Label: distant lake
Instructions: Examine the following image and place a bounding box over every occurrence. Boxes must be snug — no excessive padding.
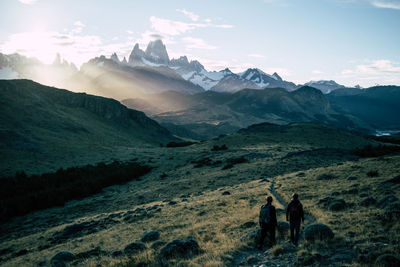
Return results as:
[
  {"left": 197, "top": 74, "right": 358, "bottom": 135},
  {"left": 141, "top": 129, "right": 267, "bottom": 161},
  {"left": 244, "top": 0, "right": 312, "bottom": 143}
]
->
[{"left": 375, "top": 130, "right": 400, "bottom": 136}]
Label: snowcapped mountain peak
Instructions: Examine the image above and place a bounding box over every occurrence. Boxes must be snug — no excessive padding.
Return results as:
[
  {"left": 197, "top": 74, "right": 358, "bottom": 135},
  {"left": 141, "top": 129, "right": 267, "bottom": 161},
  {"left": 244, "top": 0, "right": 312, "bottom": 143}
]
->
[
  {"left": 145, "top": 39, "right": 169, "bottom": 65},
  {"left": 304, "top": 80, "right": 345, "bottom": 94}
]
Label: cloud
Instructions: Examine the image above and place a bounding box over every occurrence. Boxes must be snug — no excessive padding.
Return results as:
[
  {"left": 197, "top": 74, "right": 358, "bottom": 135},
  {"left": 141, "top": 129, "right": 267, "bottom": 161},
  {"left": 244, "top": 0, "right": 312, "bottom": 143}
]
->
[
  {"left": 371, "top": 0, "right": 400, "bottom": 10},
  {"left": 248, "top": 54, "right": 265, "bottom": 58},
  {"left": 149, "top": 16, "right": 233, "bottom": 36},
  {"left": 0, "top": 25, "right": 135, "bottom": 67},
  {"left": 74, "top": 21, "right": 85, "bottom": 27},
  {"left": 18, "top": 0, "right": 37, "bottom": 4},
  {"left": 183, "top": 37, "right": 217, "bottom": 50},
  {"left": 342, "top": 59, "right": 400, "bottom": 84},
  {"left": 176, "top": 9, "right": 199, "bottom": 21}
]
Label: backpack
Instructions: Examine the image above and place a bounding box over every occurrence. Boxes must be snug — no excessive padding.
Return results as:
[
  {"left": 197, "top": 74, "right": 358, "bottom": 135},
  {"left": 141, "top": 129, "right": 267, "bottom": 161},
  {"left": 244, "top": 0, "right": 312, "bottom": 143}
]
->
[
  {"left": 259, "top": 205, "right": 271, "bottom": 224},
  {"left": 289, "top": 202, "right": 302, "bottom": 220}
]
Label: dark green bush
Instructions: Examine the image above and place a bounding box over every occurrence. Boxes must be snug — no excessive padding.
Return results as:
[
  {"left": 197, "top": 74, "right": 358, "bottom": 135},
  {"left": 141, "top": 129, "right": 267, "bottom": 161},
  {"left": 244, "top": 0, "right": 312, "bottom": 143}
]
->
[{"left": 0, "top": 161, "right": 151, "bottom": 220}]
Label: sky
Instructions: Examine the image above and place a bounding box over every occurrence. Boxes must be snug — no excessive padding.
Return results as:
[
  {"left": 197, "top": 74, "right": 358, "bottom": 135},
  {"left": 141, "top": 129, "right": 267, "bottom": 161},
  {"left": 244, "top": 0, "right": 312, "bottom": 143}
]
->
[{"left": 0, "top": 0, "right": 399, "bottom": 87}]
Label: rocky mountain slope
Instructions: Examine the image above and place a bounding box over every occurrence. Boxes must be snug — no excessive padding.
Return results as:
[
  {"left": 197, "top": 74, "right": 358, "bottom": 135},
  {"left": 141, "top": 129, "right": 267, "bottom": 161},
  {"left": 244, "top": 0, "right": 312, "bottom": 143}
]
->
[
  {"left": 0, "top": 79, "right": 177, "bottom": 176},
  {"left": 123, "top": 86, "right": 371, "bottom": 140}
]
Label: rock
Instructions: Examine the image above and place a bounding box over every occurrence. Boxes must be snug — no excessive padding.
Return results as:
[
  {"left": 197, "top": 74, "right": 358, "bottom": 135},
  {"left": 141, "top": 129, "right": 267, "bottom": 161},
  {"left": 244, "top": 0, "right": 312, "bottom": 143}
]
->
[
  {"left": 111, "top": 250, "right": 123, "bottom": 257},
  {"left": 151, "top": 240, "right": 166, "bottom": 250},
  {"left": 168, "top": 201, "right": 177, "bottom": 205},
  {"left": 359, "top": 197, "right": 376, "bottom": 207},
  {"left": 240, "top": 221, "right": 256, "bottom": 229},
  {"left": 124, "top": 242, "right": 146, "bottom": 255},
  {"left": 328, "top": 199, "right": 347, "bottom": 211},
  {"left": 159, "top": 238, "right": 201, "bottom": 259},
  {"left": 304, "top": 223, "right": 334, "bottom": 242},
  {"left": 141, "top": 230, "right": 160, "bottom": 243},
  {"left": 375, "top": 254, "right": 400, "bottom": 267},
  {"left": 222, "top": 191, "right": 231, "bottom": 195},
  {"left": 50, "top": 251, "right": 75, "bottom": 267}
]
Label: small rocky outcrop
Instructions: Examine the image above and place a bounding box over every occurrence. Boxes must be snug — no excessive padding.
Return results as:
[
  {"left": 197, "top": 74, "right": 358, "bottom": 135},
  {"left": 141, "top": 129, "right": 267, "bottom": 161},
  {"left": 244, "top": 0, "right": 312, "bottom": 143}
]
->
[
  {"left": 159, "top": 238, "right": 201, "bottom": 259},
  {"left": 304, "top": 223, "right": 334, "bottom": 241}
]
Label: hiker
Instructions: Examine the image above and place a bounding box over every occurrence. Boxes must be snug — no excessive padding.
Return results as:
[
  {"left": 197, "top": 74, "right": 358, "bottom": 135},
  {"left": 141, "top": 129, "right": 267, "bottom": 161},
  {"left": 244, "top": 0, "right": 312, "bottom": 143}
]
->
[
  {"left": 258, "top": 196, "right": 277, "bottom": 249},
  {"left": 286, "top": 193, "right": 304, "bottom": 246}
]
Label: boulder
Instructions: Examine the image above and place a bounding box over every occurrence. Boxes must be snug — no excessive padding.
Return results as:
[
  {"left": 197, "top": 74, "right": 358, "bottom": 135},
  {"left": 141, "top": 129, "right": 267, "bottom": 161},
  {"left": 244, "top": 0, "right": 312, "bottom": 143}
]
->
[
  {"left": 304, "top": 223, "right": 334, "bottom": 242},
  {"left": 222, "top": 191, "right": 231, "bottom": 195},
  {"left": 124, "top": 242, "right": 146, "bottom": 255},
  {"left": 50, "top": 251, "right": 75, "bottom": 267},
  {"left": 159, "top": 238, "right": 201, "bottom": 259},
  {"left": 375, "top": 254, "right": 400, "bottom": 267},
  {"left": 141, "top": 230, "right": 160, "bottom": 243}
]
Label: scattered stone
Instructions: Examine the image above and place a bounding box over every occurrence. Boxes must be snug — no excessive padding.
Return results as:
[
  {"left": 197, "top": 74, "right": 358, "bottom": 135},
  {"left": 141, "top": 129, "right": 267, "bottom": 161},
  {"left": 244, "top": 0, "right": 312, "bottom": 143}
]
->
[
  {"left": 141, "top": 230, "right": 160, "bottom": 243},
  {"left": 111, "top": 250, "right": 123, "bottom": 257},
  {"left": 50, "top": 251, "right": 75, "bottom": 267},
  {"left": 240, "top": 221, "right": 256, "bottom": 229},
  {"left": 151, "top": 240, "right": 167, "bottom": 250},
  {"left": 159, "top": 238, "right": 201, "bottom": 259},
  {"left": 168, "top": 201, "right": 178, "bottom": 205},
  {"left": 359, "top": 197, "right": 376, "bottom": 207},
  {"left": 304, "top": 223, "right": 334, "bottom": 242},
  {"left": 222, "top": 191, "right": 231, "bottom": 195},
  {"left": 374, "top": 254, "right": 400, "bottom": 267},
  {"left": 123, "top": 242, "right": 146, "bottom": 255}
]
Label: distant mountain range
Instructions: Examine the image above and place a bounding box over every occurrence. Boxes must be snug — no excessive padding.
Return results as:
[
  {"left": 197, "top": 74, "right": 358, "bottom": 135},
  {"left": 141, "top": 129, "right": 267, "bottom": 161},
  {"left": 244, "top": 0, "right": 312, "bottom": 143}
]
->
[{"left": 1, "top": 40, "right": 353, "bottom": 96}]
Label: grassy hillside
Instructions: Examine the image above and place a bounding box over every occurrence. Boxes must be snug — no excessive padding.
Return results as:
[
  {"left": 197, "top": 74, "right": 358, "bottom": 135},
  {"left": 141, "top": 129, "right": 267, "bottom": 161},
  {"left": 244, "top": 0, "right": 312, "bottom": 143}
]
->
[
  {"left": 2, "top": 122, "right": 398, "bottom": 266},
  {"left": 0, "top": 79, "right": 176, "bottom": 176}
]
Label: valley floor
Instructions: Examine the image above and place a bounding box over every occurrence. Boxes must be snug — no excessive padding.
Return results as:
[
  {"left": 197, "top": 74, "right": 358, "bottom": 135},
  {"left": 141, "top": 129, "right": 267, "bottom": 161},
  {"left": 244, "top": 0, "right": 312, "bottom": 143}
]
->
[{"left": 0, "top": 124, "right": 399, "bottom": 266}]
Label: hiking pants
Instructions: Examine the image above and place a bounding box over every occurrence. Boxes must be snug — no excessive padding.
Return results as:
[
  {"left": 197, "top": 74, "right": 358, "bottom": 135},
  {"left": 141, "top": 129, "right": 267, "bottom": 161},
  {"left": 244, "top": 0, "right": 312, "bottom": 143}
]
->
[
  {"left": 290, "top": 219, "right": 301, "bottom": 245},
  {"left": 259, "top": 222, "right": 276, "bottom": 246}
]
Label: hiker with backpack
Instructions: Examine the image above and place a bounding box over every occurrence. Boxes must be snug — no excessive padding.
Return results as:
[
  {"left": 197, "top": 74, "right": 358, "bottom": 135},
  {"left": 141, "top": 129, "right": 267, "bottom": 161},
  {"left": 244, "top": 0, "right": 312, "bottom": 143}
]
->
[
  {"left": 286, "top": 193, "right": 304, "bottom": 246},
  {"left": 258, "top": 196, "right": 277, "bottom": 249}
]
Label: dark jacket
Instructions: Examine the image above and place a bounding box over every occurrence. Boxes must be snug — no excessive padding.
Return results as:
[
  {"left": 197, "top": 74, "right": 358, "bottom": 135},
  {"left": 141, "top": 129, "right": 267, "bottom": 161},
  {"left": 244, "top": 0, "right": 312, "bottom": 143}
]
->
[
  {"left": 286, "top": 199, "right": 304, "bottom": 222},
  {"left": 259, "top": 203, "right": 277, "bottom": 227}
]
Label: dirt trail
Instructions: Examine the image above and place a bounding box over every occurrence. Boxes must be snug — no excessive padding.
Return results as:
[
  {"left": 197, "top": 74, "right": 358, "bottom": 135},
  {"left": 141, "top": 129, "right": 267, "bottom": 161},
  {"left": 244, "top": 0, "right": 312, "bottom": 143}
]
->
[{"left": 230, "top": 179, "right": 310, "bottom": 267}]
